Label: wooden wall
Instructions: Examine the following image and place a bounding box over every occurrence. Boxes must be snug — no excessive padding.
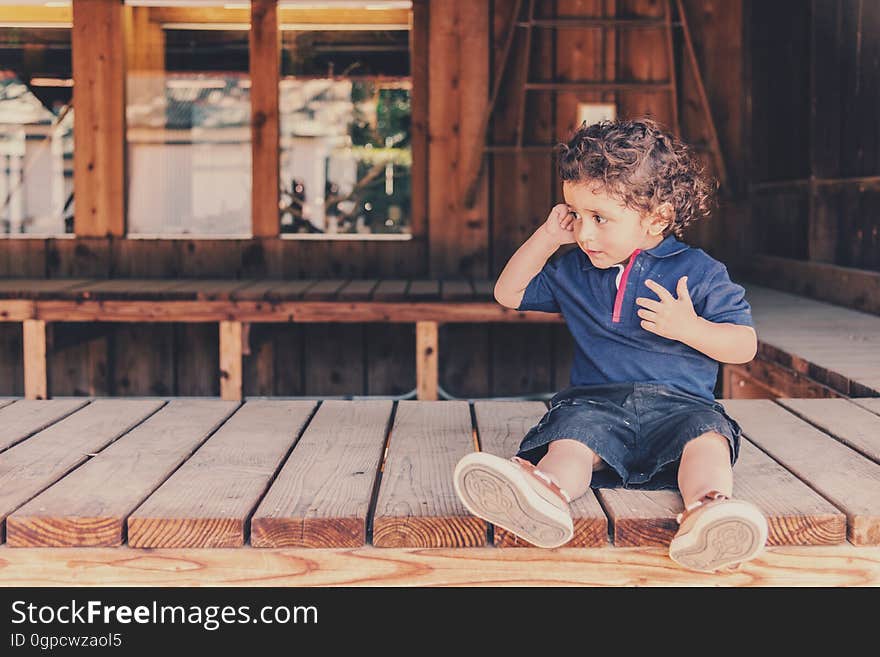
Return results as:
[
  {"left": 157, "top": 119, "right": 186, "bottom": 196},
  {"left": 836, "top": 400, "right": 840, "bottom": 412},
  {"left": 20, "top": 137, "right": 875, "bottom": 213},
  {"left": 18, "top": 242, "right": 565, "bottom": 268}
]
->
[
  {"left": 732, "top": 0, "right": 880, "bottom": 311},
  {"left": 0, "top": 0, "right": 750, "bottom": 399}
]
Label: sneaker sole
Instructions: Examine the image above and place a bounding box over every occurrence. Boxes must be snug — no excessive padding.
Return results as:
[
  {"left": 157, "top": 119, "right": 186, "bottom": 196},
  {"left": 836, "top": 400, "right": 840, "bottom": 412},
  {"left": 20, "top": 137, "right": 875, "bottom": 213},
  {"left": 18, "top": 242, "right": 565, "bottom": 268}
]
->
[
  {"left": 668, "top": 501, "right": 768, "bottom": 573},
  {"left": 453, "top": 452, "right": 573, "bottom": 549}
]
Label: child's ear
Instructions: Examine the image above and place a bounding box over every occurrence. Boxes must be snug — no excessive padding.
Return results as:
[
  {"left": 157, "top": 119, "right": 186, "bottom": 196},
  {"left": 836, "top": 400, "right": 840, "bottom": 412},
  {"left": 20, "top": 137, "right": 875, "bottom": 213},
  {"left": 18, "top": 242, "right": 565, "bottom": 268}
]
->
[{"left": 652, "top": 202, "right": 675, "bottom": 234}]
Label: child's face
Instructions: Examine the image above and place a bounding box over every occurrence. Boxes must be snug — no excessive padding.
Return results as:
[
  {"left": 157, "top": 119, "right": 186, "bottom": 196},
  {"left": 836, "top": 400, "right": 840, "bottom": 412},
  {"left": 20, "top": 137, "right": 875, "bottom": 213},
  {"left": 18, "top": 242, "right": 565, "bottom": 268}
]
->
[{"left": 562, "top": 181, "right": 670, "bottom": 268}]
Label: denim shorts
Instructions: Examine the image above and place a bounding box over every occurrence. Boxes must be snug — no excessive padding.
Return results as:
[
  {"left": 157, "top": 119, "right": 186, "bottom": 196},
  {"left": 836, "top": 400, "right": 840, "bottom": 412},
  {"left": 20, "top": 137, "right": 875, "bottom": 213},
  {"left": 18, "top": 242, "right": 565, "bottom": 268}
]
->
[{"left": 516, "top": 382, "right": 743, "bottom": 491}]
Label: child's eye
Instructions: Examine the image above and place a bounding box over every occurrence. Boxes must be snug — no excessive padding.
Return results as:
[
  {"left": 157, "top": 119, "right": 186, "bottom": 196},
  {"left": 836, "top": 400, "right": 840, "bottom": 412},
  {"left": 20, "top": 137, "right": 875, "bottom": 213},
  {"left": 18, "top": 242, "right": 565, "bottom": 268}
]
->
[
  {"left": 593, "top": 214, "right": 607, "bottom": 224},
  {"left": 568, "top": 210, "right": 580, "bottom": 220}
]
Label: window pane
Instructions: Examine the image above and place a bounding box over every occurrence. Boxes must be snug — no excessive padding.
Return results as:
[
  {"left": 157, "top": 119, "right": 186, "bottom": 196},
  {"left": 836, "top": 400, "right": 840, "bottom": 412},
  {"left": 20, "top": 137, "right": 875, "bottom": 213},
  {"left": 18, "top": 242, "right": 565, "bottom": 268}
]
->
[
  {"left": 279, "top": 21, "right": 411, "bottom": 237},
  {"left": 0, "top": 26, "right": 73, "bottom": 236},
  {"left": 125, "top": 4, "right": 251, "bottom": 237}
]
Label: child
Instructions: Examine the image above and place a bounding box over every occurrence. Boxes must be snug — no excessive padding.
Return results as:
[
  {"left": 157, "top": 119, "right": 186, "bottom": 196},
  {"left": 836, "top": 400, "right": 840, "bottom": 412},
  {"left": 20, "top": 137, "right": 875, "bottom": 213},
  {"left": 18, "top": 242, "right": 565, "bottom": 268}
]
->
[{"left": 453, "top": 118, "right": 768, "bottom": 573}]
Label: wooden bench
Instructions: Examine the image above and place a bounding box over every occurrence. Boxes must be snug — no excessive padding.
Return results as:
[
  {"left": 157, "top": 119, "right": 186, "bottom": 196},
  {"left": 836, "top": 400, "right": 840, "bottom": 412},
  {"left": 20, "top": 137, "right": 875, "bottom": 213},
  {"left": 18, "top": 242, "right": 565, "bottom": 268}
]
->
[
  {"left": 0, "top": 397, "right": 878, "bottom": 586},
  {"left": 1, "top": 278, "right": 879, "bottom": 402}
]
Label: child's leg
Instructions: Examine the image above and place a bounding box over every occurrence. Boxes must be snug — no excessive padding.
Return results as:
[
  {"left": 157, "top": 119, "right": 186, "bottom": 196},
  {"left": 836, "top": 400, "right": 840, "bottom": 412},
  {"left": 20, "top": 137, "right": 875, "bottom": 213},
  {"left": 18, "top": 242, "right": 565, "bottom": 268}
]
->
[
  {"left": 535, "top": 439, "right": 604, "bottom": 501},
  {"left": 676, "top": 430, "right": 733, "bottom": 506}
]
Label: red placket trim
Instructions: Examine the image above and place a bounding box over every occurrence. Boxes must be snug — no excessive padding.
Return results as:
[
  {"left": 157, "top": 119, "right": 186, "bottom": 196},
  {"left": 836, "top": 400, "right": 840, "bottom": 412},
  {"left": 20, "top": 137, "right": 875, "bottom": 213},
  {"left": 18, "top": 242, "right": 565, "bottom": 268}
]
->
[{"left": 612, "top": 249, "right": 641, "bottom": 323}]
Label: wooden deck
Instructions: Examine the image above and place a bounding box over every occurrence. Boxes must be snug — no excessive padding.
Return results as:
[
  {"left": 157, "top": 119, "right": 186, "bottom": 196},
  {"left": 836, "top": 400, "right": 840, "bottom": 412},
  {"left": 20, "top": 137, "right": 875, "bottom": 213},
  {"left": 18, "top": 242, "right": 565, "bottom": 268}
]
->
[{"left": 1, "top": 396, "right": 879, "bottom": 586}]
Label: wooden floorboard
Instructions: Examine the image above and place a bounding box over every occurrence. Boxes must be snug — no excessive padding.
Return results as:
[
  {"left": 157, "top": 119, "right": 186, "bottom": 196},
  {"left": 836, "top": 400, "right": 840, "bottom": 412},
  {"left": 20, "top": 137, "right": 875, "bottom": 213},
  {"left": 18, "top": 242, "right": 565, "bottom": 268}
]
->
[
  {"left": 251, "top": 400, "right": 392, "bottom": 548},
  {"left": 724, "top": 399, "right": 880, "bottom": 545},
  {"left": 372, "top": 400, "right": 485, "bottom": 547},
  {"left": 126, "top": 400, "right": 317, "bottom": 548},
  {"left": 0, "top": 399, "right": 91, "bottom": 453},
  {"left": 776, "top": 398, "right": 880, "bottom": 464},
  {"left": 473, "top": 400, "right": 609, "bottom": 547},
  {"left": 0, "top": 399, "right": 165, "bottom": 543},
  {"left": 6, "top": 400, "right": 239, "bottom": 547}
]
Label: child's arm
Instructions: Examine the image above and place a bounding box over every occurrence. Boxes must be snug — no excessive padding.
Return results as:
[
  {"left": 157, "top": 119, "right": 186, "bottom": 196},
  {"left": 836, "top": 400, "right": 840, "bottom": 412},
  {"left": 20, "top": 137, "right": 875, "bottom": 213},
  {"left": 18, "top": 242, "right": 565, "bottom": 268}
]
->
[
  {"left": 636, "top": 276, "right": 758, "bottom": 364},
  {"left": 679, "top": 319, "right": 758, "bottom": 365},
  {"left": 495, "top": 204, "right": 573, "bottom": 309}
]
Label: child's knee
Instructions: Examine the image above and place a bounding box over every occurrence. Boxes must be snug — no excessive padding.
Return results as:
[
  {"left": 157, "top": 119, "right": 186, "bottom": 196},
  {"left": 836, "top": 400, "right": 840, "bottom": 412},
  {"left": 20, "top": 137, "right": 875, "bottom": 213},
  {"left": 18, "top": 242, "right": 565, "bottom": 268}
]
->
[
  {"left": 548, "top": 438, "right": 605, "bottom": 469},
  {"left": 682, "top": 431, "right": 730, "bottom": 460}
]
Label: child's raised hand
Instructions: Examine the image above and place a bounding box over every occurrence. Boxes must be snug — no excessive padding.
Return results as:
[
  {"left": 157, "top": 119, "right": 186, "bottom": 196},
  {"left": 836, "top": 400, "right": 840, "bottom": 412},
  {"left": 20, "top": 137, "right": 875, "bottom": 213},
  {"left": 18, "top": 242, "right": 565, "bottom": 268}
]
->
[{"left": 541, "top": 203, "right": 577, "bottom": 245}]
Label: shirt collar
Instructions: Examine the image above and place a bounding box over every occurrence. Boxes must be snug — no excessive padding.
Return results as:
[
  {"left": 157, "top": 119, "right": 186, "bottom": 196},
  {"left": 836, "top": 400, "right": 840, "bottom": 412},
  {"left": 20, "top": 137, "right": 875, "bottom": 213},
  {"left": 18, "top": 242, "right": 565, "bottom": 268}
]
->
[{"left": 580, "top": 235, "right": 689, "bottom": 270}]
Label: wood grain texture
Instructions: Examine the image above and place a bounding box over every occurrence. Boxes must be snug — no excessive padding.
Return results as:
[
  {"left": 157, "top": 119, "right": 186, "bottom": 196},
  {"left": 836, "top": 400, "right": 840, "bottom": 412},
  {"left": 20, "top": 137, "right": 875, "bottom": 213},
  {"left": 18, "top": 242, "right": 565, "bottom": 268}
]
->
[
  {"left": 0, "top": 399, "right": 164, "bottom": 542},
  {"left": 601, "top": 433, "right": 846, "bottom": 548},
  {"left": 373, "top": 401, "right": 486, "bottom": 547},
  {"left": 250, "top": 0, "right": 280, "bottom": 237},
  {"left": 474, "top": 400, "right": 609, "bottom": 547},
  {"left": 852, "top": 398, "right": 880, "bottom": 417},
  {"left": 6, "top": 400, "right": 239, "bottom": 547},
  {"left": 776, "top": 398, "right": 880, "bottom": 464},
  {"left": 724, "top": 399, "right": 880, "bottom": 545},
  {"left": 416, "top": 321, "right": 438, "bottom": 401},
  {"left": 251, "top": 400, "right": 392, "bottom": 547},
  {"left": 1, "top": 544, "right": 878, "bottom": 587},
  {"left": 219, "top": 320, "right": 243, "bottom": 401},
  {"left": 72, "top": 0, "right": 125, "bottom": 237},
  {"left": 22, "top": 320, "right": 46, "bottom": 400},
  {"left": 127, "top": 400, "right": 316, "bottom": 548},
  {"left": 0, "top": 399, "right": 90, "bottom": 453}
]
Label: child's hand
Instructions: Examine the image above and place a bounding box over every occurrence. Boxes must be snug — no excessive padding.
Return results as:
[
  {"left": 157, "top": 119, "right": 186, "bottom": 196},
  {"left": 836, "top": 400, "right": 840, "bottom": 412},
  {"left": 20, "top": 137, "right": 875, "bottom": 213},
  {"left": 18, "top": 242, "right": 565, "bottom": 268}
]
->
[
  {"left": 541, "top": 203, "right": 577, "bottom": 245},
  {"left": 636, "top": 277, "right": 701, "bottom": 341}
]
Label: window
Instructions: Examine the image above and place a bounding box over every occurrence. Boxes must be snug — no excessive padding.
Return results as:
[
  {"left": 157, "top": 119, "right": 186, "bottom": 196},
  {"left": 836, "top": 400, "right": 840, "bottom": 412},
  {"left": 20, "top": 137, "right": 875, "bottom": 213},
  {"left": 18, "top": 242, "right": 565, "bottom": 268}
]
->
[
  {"left": 0, "top": 20, "right": 73, "bottom": 236},
  {"left": 125, "top": 2, "right": 251, "bottom": 237},
  {"left": 278, "top": 4, "right": 412, "bottom": 237}
]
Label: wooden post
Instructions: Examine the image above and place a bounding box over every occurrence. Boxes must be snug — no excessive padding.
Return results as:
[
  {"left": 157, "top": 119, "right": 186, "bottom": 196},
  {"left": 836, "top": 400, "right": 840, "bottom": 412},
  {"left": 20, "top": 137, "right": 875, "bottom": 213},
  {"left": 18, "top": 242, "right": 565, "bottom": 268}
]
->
[
  {"left": 219, "top": 321, "right": 243, "bottom": 400},
  {"left": 72, "top": 0, "right": 126, "bottom": 237},
  {"left": 250, "top": 0, "right": 280, "bottom": 237},
  {"left": 416, "top": 321, "right": 438, "bottom": 400},
  {"left": 23, "top": 320, "right": 47, "bottom": 400}
]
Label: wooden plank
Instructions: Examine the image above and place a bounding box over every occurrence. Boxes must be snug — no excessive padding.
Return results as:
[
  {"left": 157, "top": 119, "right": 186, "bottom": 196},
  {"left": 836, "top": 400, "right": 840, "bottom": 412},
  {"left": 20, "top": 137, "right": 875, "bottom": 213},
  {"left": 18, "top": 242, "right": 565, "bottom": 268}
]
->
[
  {"left": 337, "top": 280, "right": 379, "bottom": 301},
  {"left": 732, "top": 255, "right": 880, "bottom": 317},
  {"left": 6, "top": 401, "right": 239, "bottom": 547},
  {"left": 776, "top": 398, "right": 880, "bottom": 464},
  {"left": 22, "top": 319, "right": 46, "bottom": 400},
  {"left": 72, "top": 0, "right": 125, "bottom": 237},
  {"left": 372, "top": 280, "right": 409, "bottom": 301},
  {"left": 407, "top": 280, "right": 441, "bottom": 301},
  {"left": 34, "top": 299, "right": 565, "bottom": 323},
  {"left": 112, "top": 324, "right": 174, "bottom": 396},
  {"left": 410, "top": 0, "right": 429, "bottom": 239},
  {"left": 474, "top": 400, "right": 608, "bottom": 547},
  {"left": 724, "top": 399, "right": 880, "bottom": 545},
  {"left": 440, "top": 280, "right": 474, "bottom": 301},
  {"left": 300, "top": 279, "right": 349, "bottom": 301},
  {"left": 1, "top": 543, "right": 879, "bottom": 587},
  {"left": 0, "top": 279, "right": 93, "bottom": 299},
  {"left": 428, "top": 0, "right": 490, "bottom": 278},
  {"left": 68, "top": 279, "right": 191, "bottom": 300},
  {"left": 726, "top": 359, "right": 844, "bottom": 399},
  {"left": 251, "top": 400, "right": 393, "bottom": 547},
  {"left": 416, "top": 321, "right": 438, "bottom": 401},
  {"left": 491, "top": 324, "right": 553, "bottom": 396},
  {"left": 303, "top": 324, "right": 364, "bottom": 395},
  {"left": 852, "top": 398, "right": 880, "bottom": 417},
  {"left": 219, "top": 321, "right": 243, "bottom": 401},
  {"left": 230, "top": 279, "right": 290, "bottom": 301},
  {"left": 48, "top": 322, "right": 110, "bottom": 397},
  {"left": 372, "top": 401, "right": 485, "bottom": 547},
  {"left": 599, "top": 437, "right": 846, "bottom": 547},
  {"left": 263, "top": 279, "right": 319, "bottom": 301},
  {"left": 0, "top": 399, "right": 164, "bottom": 542},
  {"left": 250, "top": 0, "right": 280, "bottom": 238},
  {"left": 127, "top": 400, "right": 316, "bottom": 548},
  {"left": 473, "top": 279, "right": 494, "bottom": 300},
  {"left": 164, "top": 280, "right": 256, "bottom": 301},
  {"left": 175, "top": 323, "right": 219, "bottom": 397},
  {"left": 365, "top": 324, "right": 415, "bottom": 397},
  {"left": 0, "top": 399, "right": 90, "bottom": 453}
]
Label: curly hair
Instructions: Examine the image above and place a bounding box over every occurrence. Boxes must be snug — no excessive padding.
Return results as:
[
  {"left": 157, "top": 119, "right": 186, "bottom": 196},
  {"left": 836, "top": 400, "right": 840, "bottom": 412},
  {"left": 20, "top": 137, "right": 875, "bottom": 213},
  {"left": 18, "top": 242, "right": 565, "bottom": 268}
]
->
[{"left": 555, "top": 118, "right": 717, "bottom": 238}]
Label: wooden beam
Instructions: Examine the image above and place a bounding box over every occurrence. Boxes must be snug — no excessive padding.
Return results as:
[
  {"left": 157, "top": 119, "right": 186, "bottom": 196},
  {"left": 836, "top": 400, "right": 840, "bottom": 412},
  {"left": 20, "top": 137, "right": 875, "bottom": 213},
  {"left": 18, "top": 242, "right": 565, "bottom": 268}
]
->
[
  {"left": 23, "top": 319, "right": 47, "bottom": 400},
  {"left": 72, "top": 0, "right": 126, "bottom": 238},
  {"left": 146, "top": 7, "right": 409, "bottom": 26},
  {"left": 219, "top": 320, "right": 242, "bottom": 400},
  {"left": 416, "top": 321, "right": 438, "bottom": 400},
  {"left": 250, "top": 0, "right": 280, "bottom": 238},
  {"left": 0, "top": 544, "right": 878, "bottom": 586},
  {"left": 409, "top": 0, "right": 429, "bottom": 239}
]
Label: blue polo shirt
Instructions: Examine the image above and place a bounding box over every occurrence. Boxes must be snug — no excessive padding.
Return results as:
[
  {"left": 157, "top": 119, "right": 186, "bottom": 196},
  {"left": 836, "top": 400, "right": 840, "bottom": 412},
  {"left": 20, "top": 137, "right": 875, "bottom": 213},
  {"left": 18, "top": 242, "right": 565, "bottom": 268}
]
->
[{"left": 516, "top": 234, "right": 754, "bottom": 402}]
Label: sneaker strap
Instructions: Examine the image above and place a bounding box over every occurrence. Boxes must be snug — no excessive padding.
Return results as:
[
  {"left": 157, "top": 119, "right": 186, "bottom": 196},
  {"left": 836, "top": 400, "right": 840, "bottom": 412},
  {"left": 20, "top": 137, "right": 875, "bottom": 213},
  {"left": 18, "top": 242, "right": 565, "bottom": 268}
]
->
[
  {"left": 675, "top": 490, "right": 729, "bottom": 525},
  {"left": 510, "top": 456, "right": 572, "bottom": 503}
]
